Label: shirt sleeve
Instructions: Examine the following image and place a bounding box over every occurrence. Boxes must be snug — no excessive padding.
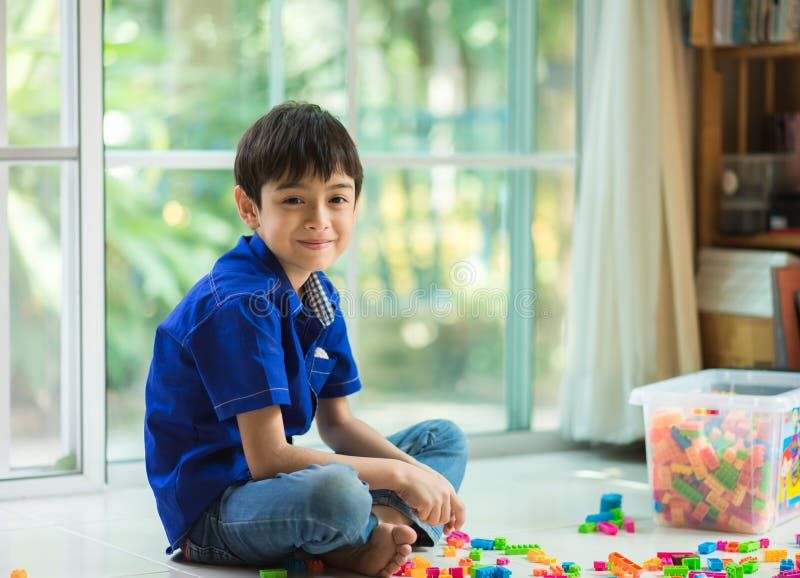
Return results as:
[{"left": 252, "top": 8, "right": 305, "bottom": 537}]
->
[
  {"left": 186, "top": 298, "right": 290, "bottom": 421},
  {"left": 318, "top": 309, "right": 362, "bottom": 399}
]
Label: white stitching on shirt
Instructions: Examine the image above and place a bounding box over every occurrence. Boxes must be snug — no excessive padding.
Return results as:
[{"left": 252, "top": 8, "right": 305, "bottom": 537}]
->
[
  {"left": 208, "top": 271, "right": 221, "bottom": 305},
  {"left": 213, "top": 388, "right": 289, "bottom": 409}
]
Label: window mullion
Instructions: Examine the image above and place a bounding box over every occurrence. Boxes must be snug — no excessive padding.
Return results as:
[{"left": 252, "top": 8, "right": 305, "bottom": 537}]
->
[
  {"left": 0, "top": 0, "right": 10, "bottom": 475},
  {"left": 345, "top": 0, "right": 359, "bottom": 360},
  {"left": 60, "top": 0, "right": 80, "bottom": 468},
  {"left": 505, "top": 0, "right": 537, "bottom": 431}
]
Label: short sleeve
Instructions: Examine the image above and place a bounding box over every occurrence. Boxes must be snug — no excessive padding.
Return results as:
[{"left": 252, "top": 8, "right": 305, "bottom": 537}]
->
[
  {"left": 187, "top": 299, "right": 290, "bottom": 421},
  {"left": 318, "top": 310, "right": 362, "bottom": 398}
]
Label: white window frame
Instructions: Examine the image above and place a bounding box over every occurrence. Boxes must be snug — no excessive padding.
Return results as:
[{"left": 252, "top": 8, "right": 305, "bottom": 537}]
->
[{"left": 0, "top": 0, "right": 105, "bottom": 497}]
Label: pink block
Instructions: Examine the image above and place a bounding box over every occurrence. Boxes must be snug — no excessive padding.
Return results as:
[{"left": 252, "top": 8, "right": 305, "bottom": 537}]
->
[
  {"left": 597, "top": 521, "right": 618, "bottom": 535},
  {"left": 448, "top": 530, "right": 471, "bottom": 542},
  {"left": 427, "top": 568, "right": 440, "bottom": 578},
  {"left": 623, "top": 517, "right": 635, "bottom": 533},
  {"left": 594, "top": 561, "right": 608, "bottom": 571},
  {"left": 716, "top": 541, "right": 728, "bottom": 551},
  {"left": 450, "top": 568, "right": 464, "bottom": 578},
  {"left": 760, "top": 538, "right": 770, "bottom": 548},
  {"left": 689, "top": 572, "right": 727, "bottom": 578},
  {"left": 497, "top": 558, "right": 510, "bottom": 566}
]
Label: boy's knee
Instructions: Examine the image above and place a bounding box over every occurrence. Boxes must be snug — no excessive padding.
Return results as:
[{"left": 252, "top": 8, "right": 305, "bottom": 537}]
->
[
  {"left": 305, "top": 464, "right": 371, "bottom": 528},
  {"left": 427, "top": 419, "right": 468, "bottom": 454}
]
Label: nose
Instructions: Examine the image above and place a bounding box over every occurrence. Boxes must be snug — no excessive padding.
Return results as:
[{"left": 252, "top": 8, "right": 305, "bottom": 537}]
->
[{"left": 304, "top": 201, "right": 330, "bottom": 230}]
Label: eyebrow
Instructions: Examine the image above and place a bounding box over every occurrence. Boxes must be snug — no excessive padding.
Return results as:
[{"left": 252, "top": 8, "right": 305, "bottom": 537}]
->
[{"left": 273, "top": 181, "right": 354, "bottom": 192}]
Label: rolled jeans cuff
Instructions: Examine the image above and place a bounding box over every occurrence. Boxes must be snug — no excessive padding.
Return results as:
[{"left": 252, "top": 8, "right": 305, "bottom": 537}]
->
[{"left": 370, "top": 489, "right": 442, "bottom": 547}]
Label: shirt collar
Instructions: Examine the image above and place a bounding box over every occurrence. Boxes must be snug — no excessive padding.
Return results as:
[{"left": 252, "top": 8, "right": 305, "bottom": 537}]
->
[{"left": 245, "top": 234, "right": 337, "bottom": 325}]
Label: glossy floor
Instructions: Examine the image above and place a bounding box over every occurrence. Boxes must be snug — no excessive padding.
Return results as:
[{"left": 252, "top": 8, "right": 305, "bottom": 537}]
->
[{"left": 1, "top": 447, "right": 798, "bottom": 577}]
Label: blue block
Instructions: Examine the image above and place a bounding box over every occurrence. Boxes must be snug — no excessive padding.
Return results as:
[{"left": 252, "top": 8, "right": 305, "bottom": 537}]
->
[
  {"left": 495, "top": 567, "right": 512, "bottom": 578},
  {"left": 698, "top": 542, "right": 717, "bottom": 555},
  {"left": 654, "top": 501, "right": 664, "bottom": 513},
  {"left": 707, "top": 559, "right": 723, "bottom": 572},
  {"left": 471, "top": 539, "right": 495, "bottom": 550},
  {"left": 671, "top": 425, "right": 692, "bottom": 449},
  {"left": 780, "top": 560, "right": 795, "bottom": 572},
  {"left": 585, "top": 512, "right": 614, "bottom": 523},
  {"left": 599, "top": 493, "right": 622, "bottom": 512},
  {"left": 562, "top": 562, "right": 574, "bottom": 571}
]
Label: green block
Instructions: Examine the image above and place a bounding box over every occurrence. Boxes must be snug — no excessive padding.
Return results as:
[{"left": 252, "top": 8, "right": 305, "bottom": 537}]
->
[
  {"left": 568, "top": 564, "right": 582, "bottom": 577},
  {"left": 683, "top": 557, "right": 700, "bottom": 570},
  {"left": 610, "top": 507, "right": 623, "bottom": 519},
  {"left": 715, "top": 462, "right": 740, "bottom": 490},
  {"left": 469, "top": 564, "right": 486, "bottom": 578},
  {"left": 672, "top": 478, "right": 704, "bottom": 504},
  {"left": 469, "top": 548, "right": 482, "bottom": 561},
  {"left": 736, "top": 448, "right": 748, "bottom": 460},
  {"left": 664, "top": 565, "right": 689, "bottom": 577},
  {"left": 741, "top": 561, "right": 759, "bottom": 574},
  {"left": 726, "top": 562, "right": 743, "bottom": 578},
  {"left": 681, "top": 428, "right": 702, "bottom": 438},
  {"left": 738, "top": 541, "right": 758, "bottom": 553},
  {"left": 260, "top": 570, "right": 288, "bottom": 578},
  {"left": 493, "top": 537, "right": 507, "bottom": 550},
  {"left": 707, "top": 506, "right": 720, "bottom": 521},
  {"left": 578, "top": 522, "right": 597, "bottom": 533},
  {"left": 505, "top": 544, "right": 538, "bottom": 555},
  {"left": 753, "top": 497, "right": 766, "bottom": 511}
]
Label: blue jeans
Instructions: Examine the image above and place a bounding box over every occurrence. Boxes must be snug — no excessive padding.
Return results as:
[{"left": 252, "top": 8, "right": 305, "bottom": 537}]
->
[{"left": 183, "top": 419, "right": 468, "bottom": 566}]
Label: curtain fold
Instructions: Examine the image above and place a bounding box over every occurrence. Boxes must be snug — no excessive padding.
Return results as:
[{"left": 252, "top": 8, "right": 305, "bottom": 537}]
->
[{"left": 560, "top": 0, "right": 701, "bottom": 444}]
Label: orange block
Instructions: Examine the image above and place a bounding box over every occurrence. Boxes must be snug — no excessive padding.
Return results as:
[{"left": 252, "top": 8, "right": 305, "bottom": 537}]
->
[
  {"left": 763, "top": 549, "right": 788, "bottom": 562},
  {"left": 10, "top": 571, "right": 28, "bottom": 578}
]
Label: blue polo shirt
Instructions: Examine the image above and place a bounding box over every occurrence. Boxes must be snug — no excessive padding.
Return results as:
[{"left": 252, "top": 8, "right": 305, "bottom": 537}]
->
[{"left": 144, "top": 234, "right": 361, "bottom": 553}]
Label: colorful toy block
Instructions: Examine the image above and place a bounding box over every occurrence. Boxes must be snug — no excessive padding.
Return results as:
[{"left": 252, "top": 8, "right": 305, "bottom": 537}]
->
[
  {"left": 594, "top": 562, "right": 607, "bottom": 571},
  {"left": 578, "top": 522, "right": 597, "bottom": 533},
  {"left": 414, "top": 556, "right": 432, "bottom": 568},
  {"left": 725, "top": 562, "right": 742, "bottom": 578},
  {"left": 707, "top": 559, "right": 724, "bottom": 572},
  {"left": 623, "top": 517, "right": 635, "bottom": 532},
  {"left": 260, "top": 570, "right": 287, "bottom": 578},
  {"left": 764, "top": 549, "right": 788, "bottom": 562},
  {"left": 664, "top": 566, "right": 689, "bottom": 577},
  {"left": 412, "top": 569, "right": 427, "bottom": 578},
  {"left": 597, "top": 522, "right": 618, "bottom": 535},
  {"left": 469, "top": 549, "right": 482, "bottom": 561},
  {"left": 740, "top": 561, "right": 758, "bottom": 575},
  {"left": 642, "top": 558, "right": 662, "bottom": 571},
  {"left": 444, "top": 547, "right": 457, "bottom": 557},
  {"left": 781, "top": 560, "right": 796, "bottom": 572},
  {"left": 471, "top": 539, "right": 495, "bottom": 550},
  {"left": 505, "top": 544, "right": 539, "bottom": 555},
  {"left": 427, "top": 568, "right": 441, "bottom": 578},
  {"left": 494, "top": 538, "right": 508, "bottom": 550},
  {"left": 9, "top": 571, "right": 27, "bottom": 578},
  {"left": 497, "top": 558, "right": 510, "bottom": 566},
  {"left": 305, "top": 559, "right": 324, "bottom": 573},
  {"left": 698, "top": 542, "right": 717, "bottom": 555},
  {"left": 459, "top": 559, "right": 473, "bottom": 568},
  {"left": 759, "top": 538, "right": 770, "bottom": 548},
  {"left": 451, "top": 568, "right": 465, "bottom": 578},
  {"left": 608, "top": 552, "right": 642, "bottom": 578}
]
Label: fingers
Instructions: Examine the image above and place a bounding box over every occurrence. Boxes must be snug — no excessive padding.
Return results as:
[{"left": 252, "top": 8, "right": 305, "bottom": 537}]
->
[{"left": 451, "top": 493, "right": 466, "bottom": 530}]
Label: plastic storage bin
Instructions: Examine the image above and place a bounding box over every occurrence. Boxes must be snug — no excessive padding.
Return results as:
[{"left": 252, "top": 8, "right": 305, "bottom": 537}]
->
[{"left": 629, "top": 369, "right": 800, "bottom": 534}]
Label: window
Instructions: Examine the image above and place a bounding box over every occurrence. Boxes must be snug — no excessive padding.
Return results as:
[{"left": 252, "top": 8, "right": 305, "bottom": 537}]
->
[
  {"left": 1, "top": 0, "right": 104, "bottom": 490},
  {"left": 103, "top": 0, "right": 576, "bottom": 460}
]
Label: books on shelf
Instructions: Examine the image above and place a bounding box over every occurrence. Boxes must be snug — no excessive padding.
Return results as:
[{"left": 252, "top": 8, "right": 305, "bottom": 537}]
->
[{"left": 690, "top": 0, "right": 800, "bottom": 46}]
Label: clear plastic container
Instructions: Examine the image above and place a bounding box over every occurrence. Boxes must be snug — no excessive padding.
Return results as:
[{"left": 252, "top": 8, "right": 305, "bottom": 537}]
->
[{"left": 629, "top": 369, "right": 800, "bottom": 533}]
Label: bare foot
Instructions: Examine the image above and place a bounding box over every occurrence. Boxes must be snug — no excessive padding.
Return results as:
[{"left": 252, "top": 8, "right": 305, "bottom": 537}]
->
[{"left": 321, "top": 522, "right": 417, "bottom": 578}]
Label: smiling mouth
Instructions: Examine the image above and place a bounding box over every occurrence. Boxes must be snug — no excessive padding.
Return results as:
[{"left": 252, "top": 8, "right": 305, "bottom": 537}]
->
[{"left": 298, "top": 240, "right": 334, "bottom": 250}]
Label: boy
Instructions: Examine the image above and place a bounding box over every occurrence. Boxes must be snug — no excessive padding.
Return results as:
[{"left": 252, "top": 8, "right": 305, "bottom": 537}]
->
[{"left": 144, "top": 102, "right": 468, "bottom": 578}]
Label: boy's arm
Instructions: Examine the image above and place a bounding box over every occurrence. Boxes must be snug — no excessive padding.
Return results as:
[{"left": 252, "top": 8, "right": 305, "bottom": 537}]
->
[
  {"left": 315, "top": 396, "right": 465, "bottom": 532},
  {"left": 237, "top": 402, "right": 464, "bottom": 530}
]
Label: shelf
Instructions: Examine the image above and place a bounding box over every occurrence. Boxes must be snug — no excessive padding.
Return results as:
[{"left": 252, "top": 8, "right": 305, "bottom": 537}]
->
[
  {"left": 714, "top": 42, "right": 800, "bottom": 61},
  {"left": 715, "top": 232, "right": 800, "bottom": 251}
]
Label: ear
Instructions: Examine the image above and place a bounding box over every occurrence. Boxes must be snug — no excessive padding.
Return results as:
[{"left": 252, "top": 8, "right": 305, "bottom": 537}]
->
[{"left": 234, "top": 185, "right": 260, "bottom": 229}]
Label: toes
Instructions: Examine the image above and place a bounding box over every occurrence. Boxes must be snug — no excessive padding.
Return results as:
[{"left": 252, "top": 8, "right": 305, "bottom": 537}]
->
[{"left": 398, "top": 544, "right": 412, "bottom": 557}]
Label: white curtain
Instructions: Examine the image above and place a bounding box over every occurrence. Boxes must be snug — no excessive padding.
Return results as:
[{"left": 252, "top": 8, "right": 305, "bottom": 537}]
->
[{"left": 560, "top": 0, "right": 701, "bottom": 443}]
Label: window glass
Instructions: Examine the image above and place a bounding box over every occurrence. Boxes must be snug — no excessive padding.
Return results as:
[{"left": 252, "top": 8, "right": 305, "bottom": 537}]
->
[
  {"left": 357, "top": 1, "right": 507, "bottom": 154},
  {"left": 105, "top": 168, "right": 243, "bottom": 459},
  {"left": 103, "top": 0, "right": 348, "bottom": 151},
  {"left": 536, "top": 0, "right": 577, "bottom": 152},
  {"left": 352, "top": 168, "right": 508, "bottom": 434},
  {"left": 531, "top": 168, "right": 574, "bottom": 430},
  {"left": 7, "top": 164, "right": 78, "bottom": 474},
  {"left": 7, "top": 0, "right": 63, "bottom": 145}
]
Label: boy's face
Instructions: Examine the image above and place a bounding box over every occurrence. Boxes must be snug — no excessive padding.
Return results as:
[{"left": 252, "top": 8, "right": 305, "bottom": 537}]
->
[{"left": 235, "top": 171, "right": 358, "bottom": 292}]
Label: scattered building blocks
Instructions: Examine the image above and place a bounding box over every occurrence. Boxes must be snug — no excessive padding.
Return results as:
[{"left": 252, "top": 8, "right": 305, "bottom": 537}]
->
[
  {"left": 698, "top": 542, "right": 717, "bottom": 555},
  {"left": 444, "top": 547, "right": 457, "bottom": 557},
  {"left": 469, "top": 549, "right": 483, "bottom": 561},
  {"left": 683, "top": 558, "right": 701, "bottom": 571},
  {"left": 663, "top": 566, "right": 689, "bottom": 577},
  {"left": 642, "top": 558, "right": 662, "bottom": 571},
  {"left": 497, "top": 558, "right": 510, "bottom": 566},
  {"left": 597, "top": 521, "right": 619, "bottom": 535},
  {"left": 505, "top": 544, "right": 539, "bottom": 555},
  {"left": 459, "top": 558, "right": 474, "bottom": 568},
  {"left": 765, "top": 549, "right": 789, "bottom": 562},
  {"left": 448, "top": 536, "right": 467, "bottom": 548},
  {"left": 494, "top": 538, "right": 508, "bottom": 550},
  {"left": 725, "top": 562, "right": 743, "bottom": 578},
  {"left": 707, "top": 559, "right": 724, "bottom": 572},
  {"left": 472, "top": 539, "right": 495, "bottom": 550},
  {"left": 741, "top": 561, "right": 758, "bottom": 574},
  {"left": 594, "top": 562, "right": 608, "bottom": 571},
  {"left": 608, "top": 552, "right": 643, "bottom": 578}
]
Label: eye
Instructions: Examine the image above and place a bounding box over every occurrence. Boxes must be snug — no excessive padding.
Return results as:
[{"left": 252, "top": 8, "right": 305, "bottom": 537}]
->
[
  {"left": 330, "top": 195, "right": 349, "bottom": 205},
  {"left": 282, "top": 197, "right": 303, "bottom": 205}
]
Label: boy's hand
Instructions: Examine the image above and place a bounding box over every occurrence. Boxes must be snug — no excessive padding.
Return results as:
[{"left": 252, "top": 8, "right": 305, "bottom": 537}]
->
[{"left": 396, "top": 463, "right": 466, "bottom": 532}]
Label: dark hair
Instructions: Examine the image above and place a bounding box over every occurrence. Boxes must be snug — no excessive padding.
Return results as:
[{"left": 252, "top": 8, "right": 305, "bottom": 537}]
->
[{"left": 234, "top": 102, "right": 363, "bottom": 208}]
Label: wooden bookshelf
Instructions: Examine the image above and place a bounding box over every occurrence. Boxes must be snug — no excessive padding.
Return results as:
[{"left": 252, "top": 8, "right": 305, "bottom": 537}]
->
[{"left": 695, "top": 34, "right": 800, "bottom": 251}]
